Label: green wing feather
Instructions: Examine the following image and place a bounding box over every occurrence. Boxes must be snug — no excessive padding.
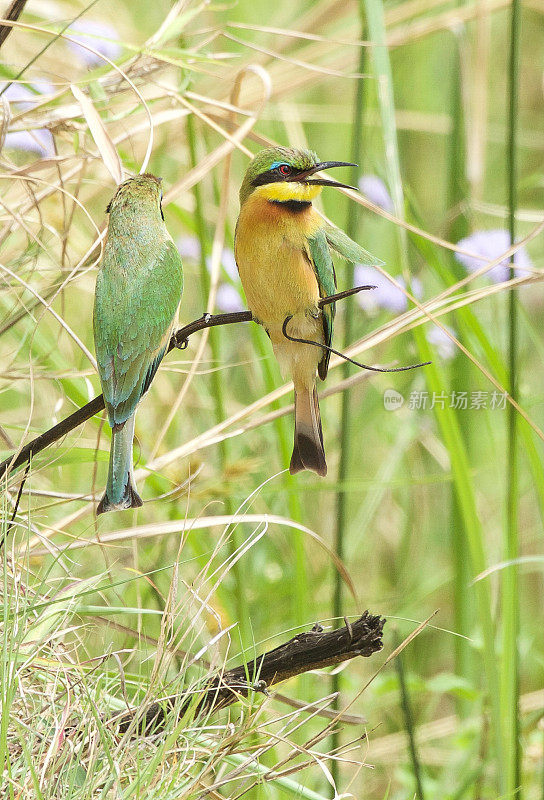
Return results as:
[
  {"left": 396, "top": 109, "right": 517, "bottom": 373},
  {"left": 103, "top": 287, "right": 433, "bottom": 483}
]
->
[
  {"left": 94, "top": 239, "right": 183, "bottom": 428},
  {"left": 308, "top": 228, "right": 336, "bottom": 381},
  {"left": 307, "top": 226, "right": 384, "bottom": 380},
  {"left": 324, "top": 225, "right": 384, "bottom": 266}
]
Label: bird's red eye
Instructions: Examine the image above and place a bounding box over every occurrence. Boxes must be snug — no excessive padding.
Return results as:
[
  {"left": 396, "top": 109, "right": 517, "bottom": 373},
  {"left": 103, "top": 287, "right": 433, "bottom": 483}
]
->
[{"left": 279, "top": 164, "right": 292, "bottom": 176}]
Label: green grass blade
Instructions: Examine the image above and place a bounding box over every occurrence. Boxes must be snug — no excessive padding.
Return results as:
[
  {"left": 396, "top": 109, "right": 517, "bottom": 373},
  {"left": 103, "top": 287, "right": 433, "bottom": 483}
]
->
[
  {"left": 503, "top": 0, "right": 522, "bottom": 791},
  {"left": 363, "top": 0, "right": 504, "bottom": 786},
  {"left": 331, "top": 1, "right": 368, "bottom": 778},
  {"left": 186, "top": 114, "right": 250, "bottom": 648}
]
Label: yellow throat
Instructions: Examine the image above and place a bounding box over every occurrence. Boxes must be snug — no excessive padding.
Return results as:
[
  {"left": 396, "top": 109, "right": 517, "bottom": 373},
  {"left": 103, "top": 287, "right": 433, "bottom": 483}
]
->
[{"left": 252, "top": 181, "right": 323, "bottom": 203}]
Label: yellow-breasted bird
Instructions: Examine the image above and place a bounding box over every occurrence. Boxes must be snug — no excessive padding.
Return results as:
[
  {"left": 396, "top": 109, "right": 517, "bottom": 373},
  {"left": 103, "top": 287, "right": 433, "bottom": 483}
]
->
[
  {"left": 93, "top": 174, "right": 183, "bottom": 514},
  {"left": 235, "top": 146, "right": 380, "bottom": 476}
]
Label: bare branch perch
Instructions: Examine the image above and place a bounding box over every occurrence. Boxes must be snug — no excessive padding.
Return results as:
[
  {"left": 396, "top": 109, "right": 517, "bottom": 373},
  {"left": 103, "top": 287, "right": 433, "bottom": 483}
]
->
[
  {"left": 112, "top": 611, "right": 385, "bottom": 735},
  {"left": 0, "top": 286, "right": 377, "bottom": 480}
]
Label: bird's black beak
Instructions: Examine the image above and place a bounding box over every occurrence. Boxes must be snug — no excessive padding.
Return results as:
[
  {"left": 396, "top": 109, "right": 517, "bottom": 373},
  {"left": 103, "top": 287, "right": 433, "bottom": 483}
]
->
[{"left": 295, "top": 161, "right": 358, "bottom": 191}]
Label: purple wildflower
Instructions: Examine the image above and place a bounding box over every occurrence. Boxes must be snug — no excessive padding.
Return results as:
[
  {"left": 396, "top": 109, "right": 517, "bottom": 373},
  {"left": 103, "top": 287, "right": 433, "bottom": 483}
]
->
[
  {"left": 200, "top": 246, "right": 244, "bottom": 311},
  {"left": 177, "top": 235, "right": 201, "bottom": 261},
  {"left": 1, "top": 81, "right": 54, "bottom": 110},
  {"left": 2, "top": 83, "right": 35, "bottom": 108},
  {"left": 354, "top": 265, "right": 422, "bottom": 313},
  {"left": 427, "top": 324, "right": 456, "bottom": 360},
  {"left": 2, "top": 82, "right": 55, "bottom": 157},
  {"left": 4, "top": 128, "right": 55, "bottom": 157},
  {"left": 456, "top": 229, "right": 533, "bottom": 283},
  {"left": 220, "top": 248, "right": 239, "bottom": 282},
  {"left": 67, "top": 20, "right": 121, "bottom": 68},
  {"left": 358, "top": 175, "right": 394, "bottom": 213},
  {"left": 216, "top": 284, "right": 245, "bottom": 313},
  {"left": 206, "top": 248, "right": 240, "bottom": 282}
]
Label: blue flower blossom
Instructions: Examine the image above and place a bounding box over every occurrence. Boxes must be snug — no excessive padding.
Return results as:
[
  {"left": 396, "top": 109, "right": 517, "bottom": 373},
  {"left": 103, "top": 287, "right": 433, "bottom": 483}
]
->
[
  {"left": 455, "top": 229, "right": 532, "bottom": 283},
  {"left": 177, "top": 235, "right": 201, "bottom": 261},
  {"left": 206, "top": 248, "right": 239, "bottom": 282},
  {"left": 358, "top": 175, "right": 394, "bottom": 213},
  {"left": 200, "top": 247, "right": 244, "bottom": 311},
  {"left": 3, "top": 83, "right": 35, "bottom": 108},
  {"left": 354, "top": 265, "right": 421, "bottom": 313},
  {"left": 427, "top": 324, "right": 456, "bottom": 360},
  {"left": 220, "top": 248, "right": 239, "bottom": 282},
  {"left": 4, "top": 128, "right": 54, "bottom": 157},
  {"left": 67, "top": 20, "right": 121, "bottom": 68},
  {"left": 2, "top": 81, "right": 54, "bottom": 109},
  {"left": 2, "top": 82, "right": 55, "bottom": 157},
  {"left": 216, "top": 283, "right": 245, "bottom": 313}
]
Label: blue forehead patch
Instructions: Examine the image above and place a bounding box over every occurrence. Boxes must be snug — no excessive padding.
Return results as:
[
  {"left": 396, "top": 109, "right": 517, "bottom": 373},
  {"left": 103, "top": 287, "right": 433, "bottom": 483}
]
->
[{"left": 269, "top": 161, "right": 286, "bottom": 170}]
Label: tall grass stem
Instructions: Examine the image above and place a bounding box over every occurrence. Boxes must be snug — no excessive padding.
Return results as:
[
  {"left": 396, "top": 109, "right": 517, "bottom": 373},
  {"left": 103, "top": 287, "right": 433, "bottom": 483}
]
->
[
  {"left": 186, "top": 115, "right": 250, "bottom": 647},
  {"left": 331, "top": 4, "right": 367, "bottom": 788},
  {"left": 503, "top": 0, "right": 521, "bottom": 791},
  {"left": 363, "top": 0, "right": 504, "bottom": 784},
  {"left": 446, "top": 28, "right": 473, "bottom": 717},
  {"left": 395, "top": 640, "right": 426, "bottom": 800}
]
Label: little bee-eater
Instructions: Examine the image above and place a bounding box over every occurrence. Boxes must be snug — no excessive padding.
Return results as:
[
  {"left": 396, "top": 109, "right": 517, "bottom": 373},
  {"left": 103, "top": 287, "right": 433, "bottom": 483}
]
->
[
  {"left": 93, "top": 174, "right": 183, "bottom": 514},
  {"left": 235, "top": 146, "right": 379, "bottom": 476}
]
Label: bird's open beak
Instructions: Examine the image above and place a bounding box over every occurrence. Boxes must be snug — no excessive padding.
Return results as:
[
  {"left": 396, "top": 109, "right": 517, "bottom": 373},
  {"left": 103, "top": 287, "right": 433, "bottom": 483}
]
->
[{"left": 295, "top": 161, "right": 358, "bottom": 191}]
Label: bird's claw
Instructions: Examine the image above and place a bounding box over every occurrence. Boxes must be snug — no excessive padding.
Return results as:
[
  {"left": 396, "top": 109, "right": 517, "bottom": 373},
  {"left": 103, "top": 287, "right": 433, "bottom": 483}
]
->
[{"left": 311, "top": 622, "right": 324, "bottom": 633}]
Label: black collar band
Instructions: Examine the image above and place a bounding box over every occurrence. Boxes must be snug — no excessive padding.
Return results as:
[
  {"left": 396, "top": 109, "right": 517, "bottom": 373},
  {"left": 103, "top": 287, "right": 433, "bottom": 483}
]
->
[{"left": 270, "top": 199, "right": 312, "bottom": 212}]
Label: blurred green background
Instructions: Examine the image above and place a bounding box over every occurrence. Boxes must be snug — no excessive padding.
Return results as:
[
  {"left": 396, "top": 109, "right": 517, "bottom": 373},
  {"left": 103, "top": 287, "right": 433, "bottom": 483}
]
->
[{"left": 1, "top": 0, "right": 543, "bottom": 797}]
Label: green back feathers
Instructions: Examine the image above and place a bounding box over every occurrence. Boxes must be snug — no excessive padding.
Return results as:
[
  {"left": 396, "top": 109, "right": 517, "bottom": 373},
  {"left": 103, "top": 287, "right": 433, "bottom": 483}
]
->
[
  {"left": 94, "top": 175, "right": 183, "bottom": 428},
  {"left": 94, "top": 239, "right": 183, "bottom": 427},
  {"left": 106, "top": 173, "right": 163, "bottom": 215}
]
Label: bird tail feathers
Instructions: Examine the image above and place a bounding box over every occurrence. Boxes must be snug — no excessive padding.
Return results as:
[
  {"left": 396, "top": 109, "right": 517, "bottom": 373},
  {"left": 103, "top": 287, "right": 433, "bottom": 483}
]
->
[
  {"left": 290, "top": 386, "right": 327, "bottom": 477},
  {"left": 97, "top": 414, "right": 143, "bottom": 515}
]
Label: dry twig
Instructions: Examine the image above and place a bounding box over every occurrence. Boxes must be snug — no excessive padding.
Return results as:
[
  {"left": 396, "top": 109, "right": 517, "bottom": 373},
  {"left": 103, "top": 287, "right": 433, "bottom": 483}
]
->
[{"left": 111, "top": 611, "right": 385, "bottom": 735}]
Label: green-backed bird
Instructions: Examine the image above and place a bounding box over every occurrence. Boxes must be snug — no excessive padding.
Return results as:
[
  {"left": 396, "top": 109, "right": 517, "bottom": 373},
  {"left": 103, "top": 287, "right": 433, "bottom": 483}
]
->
[
  {"left": 93, "top": 174, "right": 183, "bottom": 514},
  {"left": 235, "top": 146, "right": 380, "bottom": 477}
]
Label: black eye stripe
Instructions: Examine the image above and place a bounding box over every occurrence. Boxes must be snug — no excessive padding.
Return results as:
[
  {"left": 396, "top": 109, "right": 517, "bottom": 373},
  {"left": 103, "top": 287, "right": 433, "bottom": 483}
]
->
[{"left": 252, "top": 166, "right": 302, "bottom": 187}]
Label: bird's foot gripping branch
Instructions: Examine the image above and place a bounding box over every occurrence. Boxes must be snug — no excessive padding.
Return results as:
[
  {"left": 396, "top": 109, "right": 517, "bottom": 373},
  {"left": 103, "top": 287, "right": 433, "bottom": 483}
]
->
[
  {"left": 108, "top": 611, "right": 385, "bottom": 736},
  {"left": 0, "top": 284, "right": 380, "bottom": 481}
]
